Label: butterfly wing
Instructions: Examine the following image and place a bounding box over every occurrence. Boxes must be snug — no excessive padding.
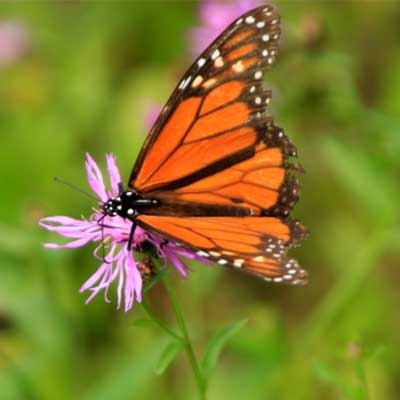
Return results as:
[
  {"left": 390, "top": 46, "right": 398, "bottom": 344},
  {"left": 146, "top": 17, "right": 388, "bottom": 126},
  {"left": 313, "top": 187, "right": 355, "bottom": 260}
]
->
[
  {"left": 127, "top": 4, "right": 308, "bottom": 282},
  {"left": 129, "top": 5, "right": 296, "bottom": 217},
  {"left": 137, "top": 215, "right": 308, "bottom": 285}
]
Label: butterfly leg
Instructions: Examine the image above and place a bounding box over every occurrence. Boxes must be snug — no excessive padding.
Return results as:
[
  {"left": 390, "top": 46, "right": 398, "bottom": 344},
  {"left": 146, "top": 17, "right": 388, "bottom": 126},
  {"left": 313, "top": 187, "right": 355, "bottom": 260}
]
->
[
  {"left": 118, "top": 182, "right": 124, "bottom": 194},
  {"left": 127, "top": 221, "right": 137, "bottom": 251},
  {"left": 160, "top": 239, "right": 169, "bottom": 249}
]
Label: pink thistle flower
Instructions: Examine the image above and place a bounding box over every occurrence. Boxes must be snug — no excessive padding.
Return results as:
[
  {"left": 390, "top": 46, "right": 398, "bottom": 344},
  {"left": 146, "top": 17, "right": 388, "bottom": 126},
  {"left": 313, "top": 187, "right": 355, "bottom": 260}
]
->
[
  {"left": 190, "top": 0, "right": 265, "bottom": 55},
  {"left": 143, "top": 101, "right": 162, "bottom": 132},
  {"left": 39, "top": 154, "right": 207, "bottom": 312}
]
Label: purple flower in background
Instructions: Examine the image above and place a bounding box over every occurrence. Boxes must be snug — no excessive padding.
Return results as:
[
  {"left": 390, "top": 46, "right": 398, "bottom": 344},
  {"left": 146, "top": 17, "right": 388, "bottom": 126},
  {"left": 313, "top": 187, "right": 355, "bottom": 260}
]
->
[
  {"left": 143, "top": 101, "right": 162, "bottom": 131},
  {"left": 39, "top": 154, "right": 207, "bottom": 311},
  {"left": 190, "top": 0, "right": 264, "bottom": 55},
  {"left": 0, "top": 21, "right": 30, "bottom": 66}
]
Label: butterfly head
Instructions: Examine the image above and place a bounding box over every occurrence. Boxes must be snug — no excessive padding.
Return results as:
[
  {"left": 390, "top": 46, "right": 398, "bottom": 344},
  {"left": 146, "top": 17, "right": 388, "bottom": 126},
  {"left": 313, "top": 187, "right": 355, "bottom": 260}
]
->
[{"left": 102, "top": 196, "right": 124, "bottom": 217}]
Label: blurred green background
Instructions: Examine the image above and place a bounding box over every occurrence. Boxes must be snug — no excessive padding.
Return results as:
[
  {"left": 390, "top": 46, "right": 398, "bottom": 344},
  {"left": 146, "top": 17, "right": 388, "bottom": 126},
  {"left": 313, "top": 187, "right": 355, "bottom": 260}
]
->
[{"left": 1, "top": 1, "right": 399, "bottom": 399}]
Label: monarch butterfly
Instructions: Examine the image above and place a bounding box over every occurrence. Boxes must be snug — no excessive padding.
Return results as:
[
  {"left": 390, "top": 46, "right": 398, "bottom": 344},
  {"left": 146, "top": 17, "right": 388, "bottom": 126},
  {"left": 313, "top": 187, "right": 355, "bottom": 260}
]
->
[{"left": 103, "top": 4, "right": 308, "bottom": 285}]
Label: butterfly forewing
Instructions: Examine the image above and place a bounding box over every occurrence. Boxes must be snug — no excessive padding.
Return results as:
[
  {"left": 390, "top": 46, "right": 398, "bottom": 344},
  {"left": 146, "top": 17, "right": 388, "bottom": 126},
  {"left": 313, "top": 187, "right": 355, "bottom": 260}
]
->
[{"left": 129, "top": 5, "right": 285, "bottom": 195}]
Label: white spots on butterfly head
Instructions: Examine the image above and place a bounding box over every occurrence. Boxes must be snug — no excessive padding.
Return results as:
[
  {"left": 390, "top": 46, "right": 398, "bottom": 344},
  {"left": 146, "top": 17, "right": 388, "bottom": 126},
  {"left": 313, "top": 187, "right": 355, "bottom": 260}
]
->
[
  {"left": 218, "top": 259, "right": 228, "bottom": 265},
  {"left": 232, "top": 60, "right": 244, "bottom": 73},
  {"left": 256, "top": 21, "right": 266, "bottom": 29},
  {"left": 116, "top": 205, "right": 122, "bottom": 211},
  {"left": 196, "top": 250, "right": 209, "bottom": 258},
  {"left": 211, "top": 49, "right": 220, "bottom": 60},
  {"left": 126, "top": 192, "right": 133, "bottom": 197},
  {"left": 245, "top": 15, "right": 255, "bottom": 24},
  {"left": 254, "top": 71, "right": 263, "bottom": 80},
  {"left": 192, "top": 75, "right": 204, "bottom": 88},
  {"left": 262, "top": 34, "right": 270, "bottom": 42},
  {"left": 127, "top": 208, "right": 134, "bottom": 216},
  {"left": 254, "top": 96, "right": 262, "bottom": 105},
  {"left": 197, "top": 57, "right": 206, "bottom": 68},
  {"left": 214, "top": 56, "right": 224, "bottom": 68}
]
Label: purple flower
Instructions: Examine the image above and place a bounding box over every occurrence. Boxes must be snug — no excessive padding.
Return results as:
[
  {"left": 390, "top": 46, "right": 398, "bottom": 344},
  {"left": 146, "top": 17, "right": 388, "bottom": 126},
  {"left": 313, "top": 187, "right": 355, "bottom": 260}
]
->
[
  {"left": 143, "top": 101, "right": 162, "bottom": 132},
  {"left": 39, "top": 154, "right": 207, "bottom": 311},
  {"left": 190, "top": 0, "right": 265, "bottom": 55},
  {"left": 0, "top": 21, "right": 31, "bottom": 66}
]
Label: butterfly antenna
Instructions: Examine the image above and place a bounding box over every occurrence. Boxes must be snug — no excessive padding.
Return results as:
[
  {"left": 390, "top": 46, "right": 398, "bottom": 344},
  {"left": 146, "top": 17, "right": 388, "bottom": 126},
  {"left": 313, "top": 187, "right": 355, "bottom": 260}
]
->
[{"left": 54, "top": 177, "right": 98, "bottom": 201}]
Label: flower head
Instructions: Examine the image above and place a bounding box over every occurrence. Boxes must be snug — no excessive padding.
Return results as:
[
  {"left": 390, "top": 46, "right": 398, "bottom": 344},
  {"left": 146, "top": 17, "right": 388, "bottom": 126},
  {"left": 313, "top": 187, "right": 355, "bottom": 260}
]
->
[
  {"left": 39, "top": 154, "right": 207, "bottom": 311},
  {"left": 190, "top": 0, "right": 264, "bottom": 55}
]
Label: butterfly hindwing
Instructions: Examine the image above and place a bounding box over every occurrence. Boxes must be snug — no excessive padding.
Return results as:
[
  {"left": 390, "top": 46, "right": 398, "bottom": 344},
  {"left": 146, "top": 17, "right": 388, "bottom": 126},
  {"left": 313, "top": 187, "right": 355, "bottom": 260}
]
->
[{"left": 137, "top": 215, "right": 308, "bottom": 285}]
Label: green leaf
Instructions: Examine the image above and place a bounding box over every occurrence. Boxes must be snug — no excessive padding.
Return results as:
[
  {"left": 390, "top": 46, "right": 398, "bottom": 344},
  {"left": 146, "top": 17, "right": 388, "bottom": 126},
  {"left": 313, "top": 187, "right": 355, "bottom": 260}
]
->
[
  {"left": 201, "top": 318, "right": 247, "bottom": 380},
  {"left": 154, "top": 340, "right": 183, "bottom": 375},
  {"left": 132, "top": 319, "right": 158, "bottom": 328}
]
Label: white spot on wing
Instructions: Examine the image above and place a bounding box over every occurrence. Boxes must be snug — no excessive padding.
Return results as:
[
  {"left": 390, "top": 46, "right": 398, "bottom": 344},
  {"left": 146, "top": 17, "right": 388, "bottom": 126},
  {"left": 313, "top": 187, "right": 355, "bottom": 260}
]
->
[
  {"left": 262, "top": 34, "right": 270, "bottom": 42},
  {"left": 197, "top": 58, "right": 206, "bottom": 68},
  {"left": 211, "top": 49, "right": 220, "bottom": 60},
  {"left": 245, "top": 16, "right": 255, "bottom": 24},
  {"left": 234, "top": 259, "right": 244, "bottom": 268}
]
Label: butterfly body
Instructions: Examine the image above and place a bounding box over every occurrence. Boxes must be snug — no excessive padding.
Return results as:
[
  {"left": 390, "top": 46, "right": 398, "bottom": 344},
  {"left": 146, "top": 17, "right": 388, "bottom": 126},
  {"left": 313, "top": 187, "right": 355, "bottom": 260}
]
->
[
  {"left": 103, "top": 190, "right": 158, "bottom": 218},
  {"left": 102, "top": 5, "right": 309, "bottom": 285}
]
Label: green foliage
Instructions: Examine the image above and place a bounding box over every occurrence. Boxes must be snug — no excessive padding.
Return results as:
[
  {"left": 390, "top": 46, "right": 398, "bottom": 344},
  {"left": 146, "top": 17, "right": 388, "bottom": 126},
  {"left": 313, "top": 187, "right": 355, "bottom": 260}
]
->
[
  {"left": 154, "top": 340, "right": 183, "bottom": 376},
  {"left": 132, "top": 319, "right": 159, "bottom": 328},
  {"left": 0, "top": 1, "right": 399, "bottom": 400},
  {"left": 200, "top": 319, "right": 247, "bottom": 381}
]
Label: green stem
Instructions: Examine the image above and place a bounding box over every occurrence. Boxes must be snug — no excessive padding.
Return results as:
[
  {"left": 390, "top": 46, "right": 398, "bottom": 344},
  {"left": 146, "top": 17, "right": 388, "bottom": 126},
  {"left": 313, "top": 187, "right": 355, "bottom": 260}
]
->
[
  {"left": 140, "top": 299, "right": 182, "bottom": 342},
  {"left": 163, "top": 275, "right": 207, "bottom": 400}
]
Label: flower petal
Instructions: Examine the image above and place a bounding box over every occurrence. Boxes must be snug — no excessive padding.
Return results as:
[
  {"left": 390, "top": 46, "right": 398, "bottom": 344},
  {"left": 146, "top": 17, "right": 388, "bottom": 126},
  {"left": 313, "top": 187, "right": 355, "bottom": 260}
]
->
[
  {"left": 106, "top": 153, "right": 122, "bottom": 195},
  {"left": 80, "top": 262, "right": 109, "bottom": 292},
  {"left": 85, "top": 153, "right": 108, "bottom": 201}
]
